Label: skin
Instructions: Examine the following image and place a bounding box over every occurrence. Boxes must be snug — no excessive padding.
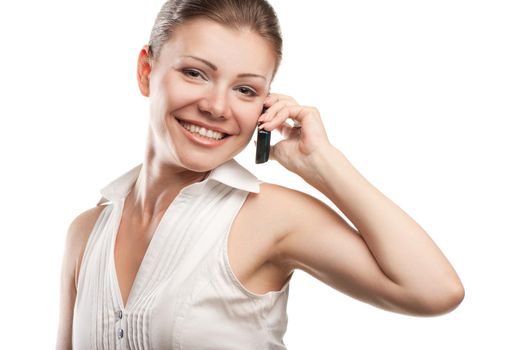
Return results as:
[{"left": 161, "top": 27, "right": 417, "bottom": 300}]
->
[{"left": 56, "top": 17, "right": 465, "bottom": 350}]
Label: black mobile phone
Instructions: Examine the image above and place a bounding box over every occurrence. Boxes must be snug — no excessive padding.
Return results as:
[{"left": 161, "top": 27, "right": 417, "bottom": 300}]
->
[{"left": 255, "top": 106, "right": 270, "bottom": 164}]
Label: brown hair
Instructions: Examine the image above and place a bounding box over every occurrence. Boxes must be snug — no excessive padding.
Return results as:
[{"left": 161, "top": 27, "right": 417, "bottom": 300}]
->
[{"left": 147, "top": 0, "right": 283, "bottom": 81}]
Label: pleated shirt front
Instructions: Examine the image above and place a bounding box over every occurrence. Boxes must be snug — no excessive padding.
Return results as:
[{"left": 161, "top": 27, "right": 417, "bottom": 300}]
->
[{"left": 72, "top": 158, "right": 292, "bottom": 349}]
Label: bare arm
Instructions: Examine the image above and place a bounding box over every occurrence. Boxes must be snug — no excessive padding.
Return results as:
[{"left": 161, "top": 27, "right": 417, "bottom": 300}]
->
[
  {"left": 270, "top": 146, "right": 464, "bottom": 316},
  {"left": 255, "top": 93, "right": 464, "bottom": 316}
]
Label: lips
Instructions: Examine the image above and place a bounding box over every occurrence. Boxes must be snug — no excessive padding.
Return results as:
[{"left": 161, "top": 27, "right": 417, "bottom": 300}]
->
[
  {"left": 175, "top": 117, "right": 232, "bottom": 147},
  {"left": 174, "top": 117, "right": 232, "bottom": 136}
]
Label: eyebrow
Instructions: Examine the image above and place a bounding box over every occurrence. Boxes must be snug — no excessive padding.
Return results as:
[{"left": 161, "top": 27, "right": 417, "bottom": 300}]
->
[{"left": 180, "top": 55, "right": 267, "bottom": 81}]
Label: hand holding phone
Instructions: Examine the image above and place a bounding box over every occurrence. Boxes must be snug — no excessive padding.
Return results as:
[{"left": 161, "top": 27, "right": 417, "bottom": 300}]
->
[{"left": 255, "top": 106, "right": 270, "bottom": 164}]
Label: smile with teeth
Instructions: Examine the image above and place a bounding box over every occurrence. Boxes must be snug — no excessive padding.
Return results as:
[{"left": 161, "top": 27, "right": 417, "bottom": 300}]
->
[{"left": 179, "top": 120, "right": 228, "bottom": 140}]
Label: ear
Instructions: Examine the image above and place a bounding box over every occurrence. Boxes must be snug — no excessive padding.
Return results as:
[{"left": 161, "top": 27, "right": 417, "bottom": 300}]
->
[{"left": 137, "top": 45, "right": 153, "bottom": 97}]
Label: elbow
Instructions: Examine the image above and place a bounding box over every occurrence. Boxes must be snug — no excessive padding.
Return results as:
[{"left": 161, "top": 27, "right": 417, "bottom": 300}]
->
[
  {"left": 377, "top": 279, "right": 465, "bottom": 317},
  {"left": 422, "top": 282, "right": 465, "bottom": 316}
]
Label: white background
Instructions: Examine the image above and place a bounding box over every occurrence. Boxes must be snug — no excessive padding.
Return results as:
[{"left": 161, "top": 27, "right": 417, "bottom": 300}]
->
[{"left": 1, "top": 0, "right": 521, "bottom": 348}]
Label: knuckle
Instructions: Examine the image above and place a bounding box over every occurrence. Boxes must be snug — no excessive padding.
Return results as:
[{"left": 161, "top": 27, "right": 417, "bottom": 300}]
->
[{"left": 305, "top": 106, "right": 319, "bottom": 114}]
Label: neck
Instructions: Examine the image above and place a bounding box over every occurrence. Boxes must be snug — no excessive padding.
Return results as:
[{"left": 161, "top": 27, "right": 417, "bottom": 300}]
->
[{"left": 125, "top": 157, "right": 210, "bottom": 224}]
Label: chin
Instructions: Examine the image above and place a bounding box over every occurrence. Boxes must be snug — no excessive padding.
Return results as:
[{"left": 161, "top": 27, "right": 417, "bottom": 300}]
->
[{"left": 175, "top": 151, "right": 230, "bottom": 173}]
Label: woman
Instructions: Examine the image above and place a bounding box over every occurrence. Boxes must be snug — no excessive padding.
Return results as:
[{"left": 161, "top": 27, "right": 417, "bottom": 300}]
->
[{"left": 56, "top": 0, "right": 465, "bottom": 349}]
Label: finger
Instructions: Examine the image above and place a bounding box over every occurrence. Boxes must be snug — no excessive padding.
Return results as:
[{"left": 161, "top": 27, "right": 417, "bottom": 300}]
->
[
  {"left": 259, "top": 104, "right": 293, "bottom": 131},
  {"left": 264, "top": 93, "right": 297, "bottom": 107},
  {"left": 260, "top": 104, "right": 308, "bottom": 132},
  {"left": 270, "top": 93, "right": 296, "bottom": 103},
  {"left": 258, "top": 100, "right": 296, "bottom": 127}
]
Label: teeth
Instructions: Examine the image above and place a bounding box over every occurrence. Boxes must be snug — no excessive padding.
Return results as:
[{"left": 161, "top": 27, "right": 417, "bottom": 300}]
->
[{"left": 180, "top": 120, "right": 226, "bottom": 140}]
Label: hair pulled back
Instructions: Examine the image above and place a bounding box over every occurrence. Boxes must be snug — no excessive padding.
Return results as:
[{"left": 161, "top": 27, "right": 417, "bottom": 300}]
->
[{"left": 147, "top": 0, "right": 283, "bottom": 80}]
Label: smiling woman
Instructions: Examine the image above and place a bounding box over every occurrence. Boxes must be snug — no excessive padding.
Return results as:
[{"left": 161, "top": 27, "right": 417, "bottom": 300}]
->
[
  {"left": 56, "top": 0, "right": 464, "bottom": 349},
  {"left": 143, "top": 16, "right": 277, "bottom": 170},
  {"left": 56, "top": 1, "right": 290, "bottom": 349}
]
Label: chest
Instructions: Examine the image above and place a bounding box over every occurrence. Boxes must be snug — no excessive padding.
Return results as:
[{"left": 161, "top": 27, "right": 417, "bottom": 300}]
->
[{"left": 113, "top": 191, "right": 290, "bottom": 308}]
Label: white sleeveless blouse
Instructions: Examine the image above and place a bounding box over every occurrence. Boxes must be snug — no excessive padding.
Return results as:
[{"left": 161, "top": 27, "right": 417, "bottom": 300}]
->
[{"left": 72, "top": 158, "right": 292, "bottom": 349}]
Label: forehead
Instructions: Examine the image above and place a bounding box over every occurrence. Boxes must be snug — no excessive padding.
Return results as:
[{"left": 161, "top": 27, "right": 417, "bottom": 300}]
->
[{"left": 159, "top": 18, "right": 275, "bottom": 79}]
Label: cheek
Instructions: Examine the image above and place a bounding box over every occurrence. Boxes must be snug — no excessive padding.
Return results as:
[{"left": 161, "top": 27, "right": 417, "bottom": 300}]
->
[
  {"left": 162, "top": 80, "right": 194, "bottom": 110},
  {"left": 154, "top": 73, "right": 199, "bottom": 113},
  {"left": 237, "top": 106, "right": 263, "bottom": 128},
  {"left": 236, "top": 115, "right": 258, "bottom": 140}
]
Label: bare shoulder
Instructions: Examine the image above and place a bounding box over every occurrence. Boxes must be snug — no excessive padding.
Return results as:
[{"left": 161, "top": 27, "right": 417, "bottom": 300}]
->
[
  {"left": 242, "top": 182, "right": 332, "bottom": 261},
  {"left": 253, "top": 181, "right": 359, "bottom": 262},
  {"left": 242, "top": 182, "right": 309, "bottom": 237},
  {"left": 254, "top": 181, "right": 335, "bottom": 226}
]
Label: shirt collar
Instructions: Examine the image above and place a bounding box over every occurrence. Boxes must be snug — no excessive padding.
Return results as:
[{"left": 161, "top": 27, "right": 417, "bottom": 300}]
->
[{"left": 98, "top": 158, "right": 261, "bottom": 205}]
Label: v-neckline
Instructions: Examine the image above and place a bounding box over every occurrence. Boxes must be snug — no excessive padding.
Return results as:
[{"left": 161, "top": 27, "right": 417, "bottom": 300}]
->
[
  {"left": 111, "top": 194, "right": 172, "bottom": 312},
  {"left": 109, "top": 170, "right": 213, "bottom": 311}
]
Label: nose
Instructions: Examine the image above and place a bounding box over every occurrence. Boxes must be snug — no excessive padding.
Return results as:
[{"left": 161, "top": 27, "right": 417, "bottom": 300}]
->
[{"left": 198, "top": 84, "right": 231, "bottom": 120}]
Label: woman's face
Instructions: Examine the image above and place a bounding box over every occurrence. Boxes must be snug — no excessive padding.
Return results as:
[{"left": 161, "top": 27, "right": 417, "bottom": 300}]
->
[{"left": 138, "top": 18, "right": 276, "bottom": 172}]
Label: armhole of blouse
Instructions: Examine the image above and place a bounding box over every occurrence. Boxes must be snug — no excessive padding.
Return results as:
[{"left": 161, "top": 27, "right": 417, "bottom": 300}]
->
[{"left": 220, "top": 190, "right": 291, "bottom": 300}]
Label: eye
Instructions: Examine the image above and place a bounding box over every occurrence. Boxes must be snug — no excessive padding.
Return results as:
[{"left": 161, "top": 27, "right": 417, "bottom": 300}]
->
[
  {"left": 183, "top": 69, "right": 206, "bottom": 80},
  {"left": 182, "top": 68, "right": 257, "bottom": 96},
  {"left": 237, "top": 86, "right": 258, "bottom": 97}
]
